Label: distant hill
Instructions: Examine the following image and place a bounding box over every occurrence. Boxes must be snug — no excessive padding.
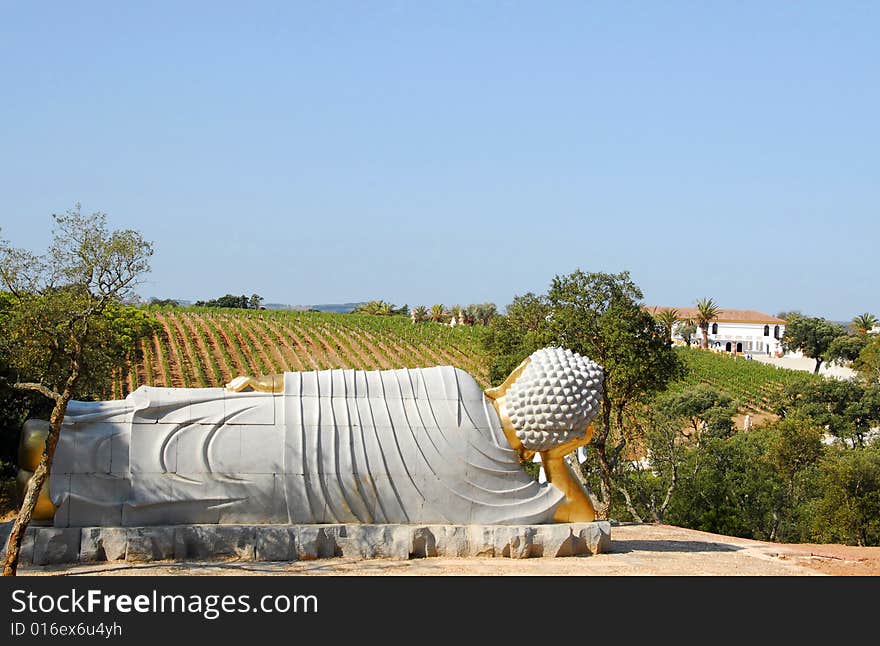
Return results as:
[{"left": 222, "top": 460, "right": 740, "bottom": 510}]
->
[
  {"left": 311, "top": 302, "right": 368, "bottom": 313},
  {"left": 262, "top": 303, "right": 309, "bottom": 311},
  {"left": 263, "top": 302, "right": 367, "bottom": 313},
  {"left": 151, "top": 300, "right": 367, "bottom": 313}
]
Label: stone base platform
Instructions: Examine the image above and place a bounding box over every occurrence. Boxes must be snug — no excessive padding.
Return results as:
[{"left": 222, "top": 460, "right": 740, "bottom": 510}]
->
[{"left": 16, "top": 522, "right": 611, "bottom": 566}]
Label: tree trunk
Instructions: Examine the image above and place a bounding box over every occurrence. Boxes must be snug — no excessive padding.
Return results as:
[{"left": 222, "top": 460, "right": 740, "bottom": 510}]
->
[
  {"left": 813, "top": 358, "right": 822, "bottom": 374},
  {"left": 702, "top": 328, "right": 709, "bottom": 349},
  {"left": 613, "top": 481, "right": 644, "bottom": 523},
  {"left": 588, "top": 393, "right": 616, "bottom": 520},
  {"left": 656, "top": 467, "right": 678, "bottom": 523},
  {"left": 3, "top": 375, "right": 76, "bottom": 576},
  {"left": 592, "top": 440, "right": 615, "bottom": 520}
]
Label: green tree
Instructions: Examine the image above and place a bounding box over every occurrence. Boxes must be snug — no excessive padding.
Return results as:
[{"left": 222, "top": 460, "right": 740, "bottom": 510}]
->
[
  {"left": 661, "top": 384, "right": 737, "bottom": 438},
  {"left": 429, "top": 304, "right": 446, "bottom": 323},
  {"left": 148, "top": 297, "right": 179, "bottom": 307},
  {"left": 485, "top": 272, "right": 682, "bottom": 518},
  {"left": 469, "top": 302, "right": 497, "bottom": 326},
  {"left": 411, "top": 305, "right": 428, "bottom": 323},
  {"left": 248, "top": 293, "right": 263, "bottom": 310},
  {"left": 766, "top": 416, "right": 823, "bottom": 541},
  {"left": 827, "top": 334, "right": 869, "bottom": 366},
  {"left": 195, "top": 294, "right": 251, "bottom": 309},
  {"left": 677, "top": 321, "right": 698, "bottom": 347},
  {"left": 774, "top": 378, "right": 880, "bottom": 447},
  {"left": 695, "top": 298, "right": 720, "bottom": 349},
  {"left": 653, "top": 308, "right": 679, "bottom": 344},
  {"left": 483, "top": 293, "right": 551, "bottom": 384},
  {"left": 781, "top": 315, "right": 847, "bottom": 374},
  {"left": 667, "top": 428, "right": 782, "bottom": 540},
  {"left": 544, "top": 270, "right": 682, "bottom": 518},
  {"left": 0, "top": 293, "right": 50, "bottom": 476},
  {"left": 615, "top": 403, "right": 699, "bottom": 523},
  {"left": 0, "top": 205, "right": 154, "bottom": 575},
  {"left": 809, "top": 446, "right": 880, "bottom": 546},
  {"left": 854, "top": 335, "right": 880, "bottom": 384},
  {"left": 611, "top": 385, "right": 737, "bottom": 524},
  {"left": 851, "top": 313, "right": 878, "bottom": 335},
  {"left": 354, "top": 300, "right": 395, "bottom": 316},
  {"left": 665, "top": 419, "right": 823, "bottom": 543}
]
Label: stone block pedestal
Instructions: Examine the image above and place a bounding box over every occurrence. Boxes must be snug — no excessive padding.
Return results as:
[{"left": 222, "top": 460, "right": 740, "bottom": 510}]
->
[{"left": 13, "top": 522, "right": 611, "bottom": 566}]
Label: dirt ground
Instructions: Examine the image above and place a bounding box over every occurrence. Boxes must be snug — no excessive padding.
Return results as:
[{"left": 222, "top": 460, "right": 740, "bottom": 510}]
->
[
  {"left": 5, "top": 522, "right": 880, "bottom": 576},
  {"left": 732, "top": 410, "right": 779, "bottom": 430}
]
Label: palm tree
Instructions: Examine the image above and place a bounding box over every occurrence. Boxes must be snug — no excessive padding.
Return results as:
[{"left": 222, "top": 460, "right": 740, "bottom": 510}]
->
[
  {"left": 654, "top": 308, "right": 679, "bottom": 343},
  {"left": 695, "top": 298, "right": 720, "bottom": 349},
  {"left": 354, "top": 300, "right": 395, "bottom": 316},
  {"left": 412, "top": 305, "right": 428, "bottom": 323},
  {"left": 852, "top": 312, "right": 878, "bottom": 335},
  {"left": 429, "top": 304, "right": 446, "bottom": 323}
]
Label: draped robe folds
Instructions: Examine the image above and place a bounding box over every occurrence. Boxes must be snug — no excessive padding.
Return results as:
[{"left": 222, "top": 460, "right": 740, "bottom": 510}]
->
[{"left": 49, "top": 367, "right": 565, "bottom": 527}]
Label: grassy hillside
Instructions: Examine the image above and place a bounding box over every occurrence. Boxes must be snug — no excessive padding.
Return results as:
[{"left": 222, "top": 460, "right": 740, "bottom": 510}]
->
[
  {"left": 111, "top": 309, "right": 822, "bottom": 416},
  {"left": 110, "top": 307, "right": 491, "bottom": 398},
  {"left": 671, "top": 346, "right": 823, "bottom": 412}
]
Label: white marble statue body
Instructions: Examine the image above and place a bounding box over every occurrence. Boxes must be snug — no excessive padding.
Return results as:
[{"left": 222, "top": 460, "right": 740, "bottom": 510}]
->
[
  {"left": 43, "top": 347, "right": 604, "bottom": 528},
  {"left": 48, "top": 367, "right": 555, "bottom": 527}
]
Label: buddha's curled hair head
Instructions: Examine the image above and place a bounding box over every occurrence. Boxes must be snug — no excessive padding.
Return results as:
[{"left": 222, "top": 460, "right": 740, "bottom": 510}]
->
[{"left": 504, "top": 347, "right": 604, "bottom": 451}]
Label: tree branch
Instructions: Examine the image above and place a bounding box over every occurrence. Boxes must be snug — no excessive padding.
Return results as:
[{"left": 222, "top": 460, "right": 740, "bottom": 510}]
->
[
  {"left": 612, "top": 480, "right": 645, "bottom": 523},
  {"left": 13, "top": 382, "right": 62, "bottom": 401}
]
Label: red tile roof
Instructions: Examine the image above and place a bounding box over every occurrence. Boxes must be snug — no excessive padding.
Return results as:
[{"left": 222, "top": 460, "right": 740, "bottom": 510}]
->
[{"left": 645, "top": 307, "right": 786, "bottom": 325}]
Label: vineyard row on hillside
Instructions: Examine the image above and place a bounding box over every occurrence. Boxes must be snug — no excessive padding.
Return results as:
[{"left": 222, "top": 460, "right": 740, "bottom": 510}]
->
[
  {"left": 108, "top": 309, "right": 823, "bottom": 417},
  {"left": 111, "top": 308, "right": 491, "bottom": 398},
  {"left": 671, "top": 347, "right": 823, "bottom": 411}
]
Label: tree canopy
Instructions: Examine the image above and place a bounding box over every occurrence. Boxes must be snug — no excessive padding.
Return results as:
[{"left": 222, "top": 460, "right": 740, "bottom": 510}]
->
[
  {"left": 826, "top": 334, "right": 870, "bottom": 366},
  {"left": 0, "top": 205, "right": 155, "bottom": 575},
  {"left": 652, "top": 308, "right": 679, "bottom": 343},
  {"left": 854, "top": 335, "right": 880, "bottom": 385},
  {"left": 781, "top": 315, "right": 847, "bottom": 374},
  {"left": 851, "top": 313, "right": 878, "bottom": 335},
  {"left": 694, "top": 298, "right": 720, "bottom": 349},
  {"left": 194, "top": 293, "right": 263, "bottom": 309},
  {"left": 484, "top": 269, "right": 682, "bottom": 518}
]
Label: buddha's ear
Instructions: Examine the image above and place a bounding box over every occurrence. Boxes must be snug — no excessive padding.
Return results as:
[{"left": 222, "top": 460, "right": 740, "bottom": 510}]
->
[{"left": 485, "top": 356, "right": 531, "bottom": 401}]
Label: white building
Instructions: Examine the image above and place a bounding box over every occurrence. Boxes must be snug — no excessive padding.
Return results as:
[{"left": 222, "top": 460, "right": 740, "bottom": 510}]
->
[{"left": 649, "top": 307, "right": 788, "bottom": 357}]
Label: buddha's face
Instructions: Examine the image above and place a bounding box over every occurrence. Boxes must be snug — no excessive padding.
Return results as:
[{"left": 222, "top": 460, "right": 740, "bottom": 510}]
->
[{"left": 498, "top": 347, "right": 604, "bottom": 452}]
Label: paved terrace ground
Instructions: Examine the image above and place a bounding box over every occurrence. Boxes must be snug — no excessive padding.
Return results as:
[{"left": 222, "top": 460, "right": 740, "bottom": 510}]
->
[{"left": 4, "top": 522, "right": 879, "bottom": 576}]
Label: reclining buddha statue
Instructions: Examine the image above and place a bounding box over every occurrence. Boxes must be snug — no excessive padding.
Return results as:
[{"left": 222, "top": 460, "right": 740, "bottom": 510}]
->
[{"left": 18, "top": 347, "right": 603, "bottom": 527}]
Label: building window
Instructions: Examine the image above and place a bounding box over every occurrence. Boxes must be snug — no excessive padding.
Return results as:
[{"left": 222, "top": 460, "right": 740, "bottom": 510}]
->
[
  {"left": 711, "top": 323, "right": 718, "bottom": 335},
  {"left": 774, "top": 325, "right": 780, "bottom": 339},
  {"left": 763, "top": 325, "right": 770, "bottom": 336}
]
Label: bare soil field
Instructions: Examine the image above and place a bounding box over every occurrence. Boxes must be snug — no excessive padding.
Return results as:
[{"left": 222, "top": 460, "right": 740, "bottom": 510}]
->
[{"left": 5, "top": 522, "right": 879, "bottom": 576}]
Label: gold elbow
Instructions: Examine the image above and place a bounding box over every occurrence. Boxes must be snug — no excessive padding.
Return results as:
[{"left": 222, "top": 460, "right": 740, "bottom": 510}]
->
[
  {"left": 225, "top": 373, "right": 284, "bottom": 393},
  {"left": 19, "top": 419, "right": 51, "bottom": 472},
  {"left": 16, "top": 419, "right": 56, "bottom": 521},
  {"left": 15, "top": 469, "right": 56, "bottom": 521}
]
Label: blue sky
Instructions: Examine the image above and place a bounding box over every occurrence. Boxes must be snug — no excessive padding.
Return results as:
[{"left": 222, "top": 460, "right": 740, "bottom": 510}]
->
[{"left": 1, "top": 2, "right": 877, "bottom": 320}]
